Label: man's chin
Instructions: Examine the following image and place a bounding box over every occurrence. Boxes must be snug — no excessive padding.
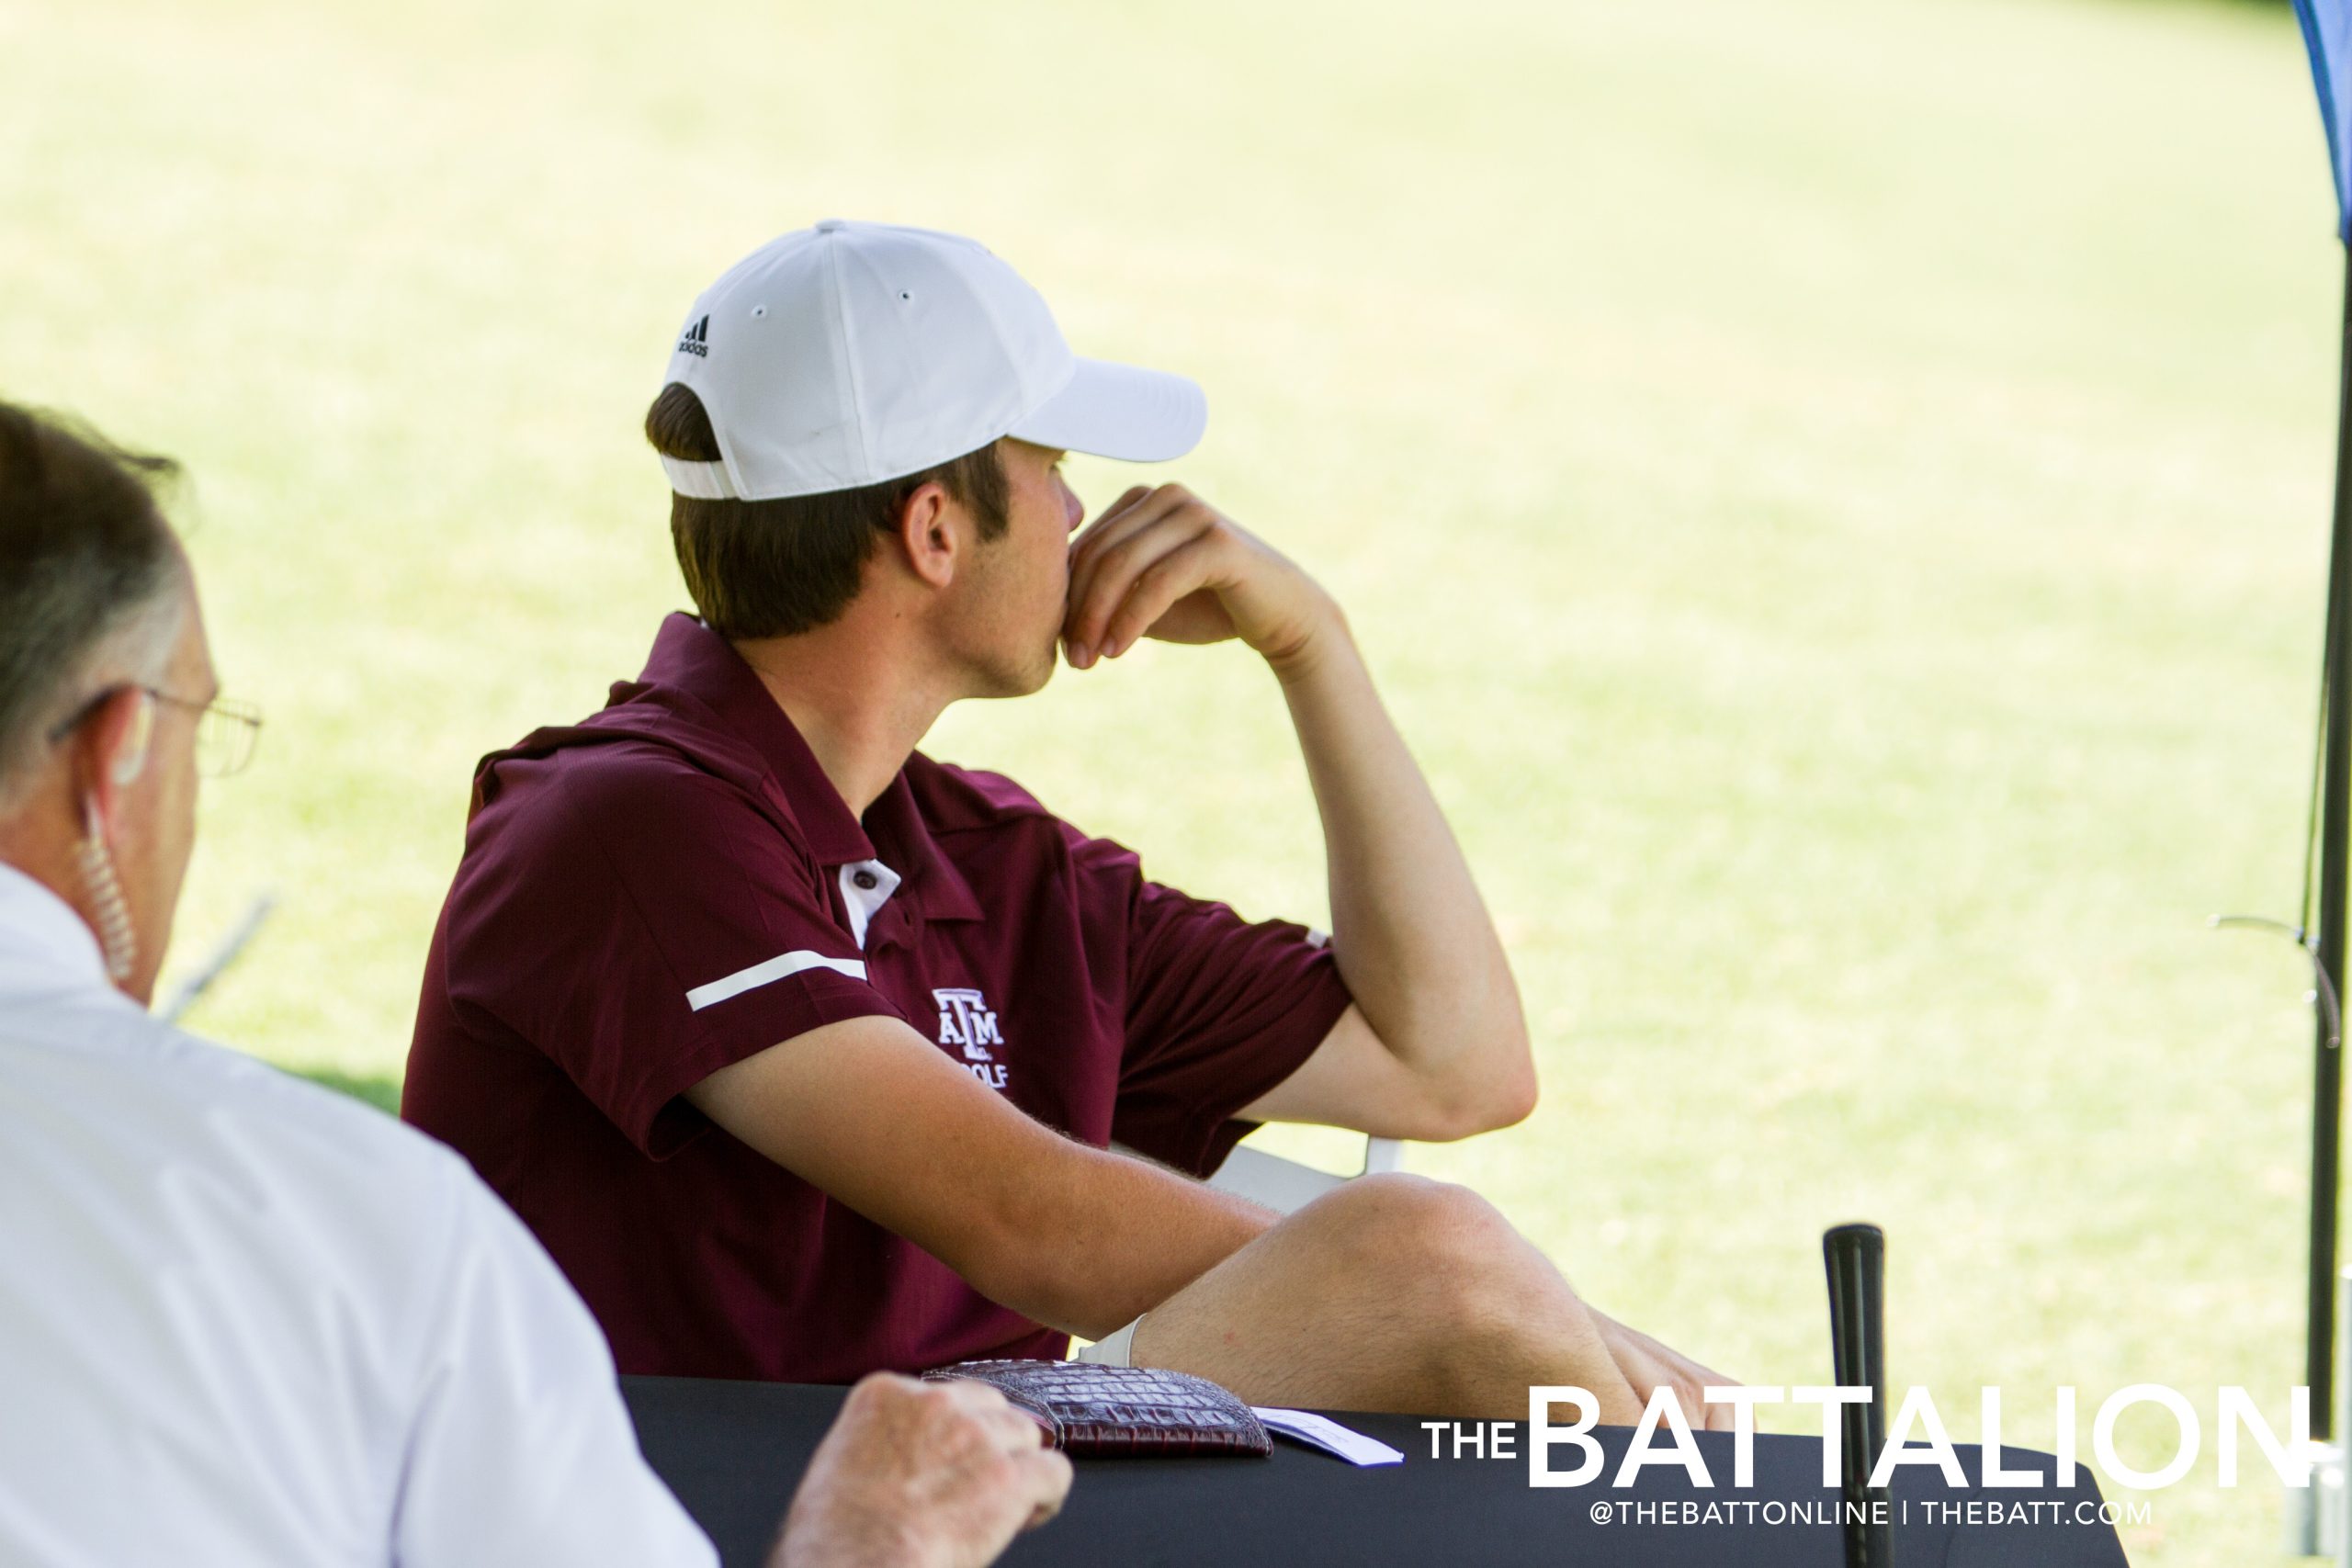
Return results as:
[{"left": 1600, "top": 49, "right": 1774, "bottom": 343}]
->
[
  {"left": 1018, "top": 656, "right": 1057, "bottom": 697},
  {"left": 968, "top": 649, "right": 1058, "bottom": 701}
]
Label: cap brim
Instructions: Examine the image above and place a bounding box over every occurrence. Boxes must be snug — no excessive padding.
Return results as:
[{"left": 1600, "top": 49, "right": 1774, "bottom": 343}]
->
[{"left": 1007, "top": 357, "right": 1206, "bottom": 463}]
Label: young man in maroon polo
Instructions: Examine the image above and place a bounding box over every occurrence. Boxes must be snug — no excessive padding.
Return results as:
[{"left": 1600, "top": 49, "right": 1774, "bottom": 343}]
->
[{"left": 404, "top": 220, "right": 1730, "bottom": 1425}]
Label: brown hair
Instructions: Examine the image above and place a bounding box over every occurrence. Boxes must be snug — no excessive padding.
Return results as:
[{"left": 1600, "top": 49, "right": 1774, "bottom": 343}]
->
[{"left": 645, "top": 383, "right": 1009, "bottom": 639}]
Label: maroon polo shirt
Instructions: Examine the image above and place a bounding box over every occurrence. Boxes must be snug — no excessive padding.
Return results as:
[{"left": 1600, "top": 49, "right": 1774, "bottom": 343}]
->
[{"left": 401, "top": 613, "right": 1353, "bottom": 1382}]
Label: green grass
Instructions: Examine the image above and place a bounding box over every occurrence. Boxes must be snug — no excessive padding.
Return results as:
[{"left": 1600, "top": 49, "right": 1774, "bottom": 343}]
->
[
  {"left": 292, "top": 1066, "right": 401, "bottom": 1117},
  {"left": 0, "top": 0, "right": 2339, "bottom": 1557}
]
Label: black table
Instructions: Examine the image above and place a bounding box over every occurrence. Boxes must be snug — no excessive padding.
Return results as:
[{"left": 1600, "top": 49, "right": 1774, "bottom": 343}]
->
[{"left": 624, "top": 1376, "right": 2131, "bottom": 1566}]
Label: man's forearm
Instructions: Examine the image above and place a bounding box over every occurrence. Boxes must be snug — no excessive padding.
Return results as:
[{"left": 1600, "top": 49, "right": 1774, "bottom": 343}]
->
[
  {"left": 1270, "top": 602, "right": 1534, "bottom": 1121},
  {"left": 689, "top": 1019, "right": 1281, "bottom": 1345},
  {"left": 987, "top": 1145, "right": 1277, "bottom": 1338}
]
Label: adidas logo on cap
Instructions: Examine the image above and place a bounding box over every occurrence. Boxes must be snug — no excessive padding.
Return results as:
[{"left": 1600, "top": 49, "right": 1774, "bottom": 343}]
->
[{"left": 676, "top": 314, "right": 709, "bottom": 357}]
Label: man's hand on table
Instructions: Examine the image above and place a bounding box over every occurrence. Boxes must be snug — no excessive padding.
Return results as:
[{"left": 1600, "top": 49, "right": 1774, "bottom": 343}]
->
[{"left": 771, "top": 1372, "right": 1072, "bottom": 1568}]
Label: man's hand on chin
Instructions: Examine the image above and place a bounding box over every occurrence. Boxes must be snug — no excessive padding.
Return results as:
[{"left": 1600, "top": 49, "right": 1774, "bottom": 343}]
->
[{"left": 1060, "top": 484, "right": 1343, "bottom": 678}]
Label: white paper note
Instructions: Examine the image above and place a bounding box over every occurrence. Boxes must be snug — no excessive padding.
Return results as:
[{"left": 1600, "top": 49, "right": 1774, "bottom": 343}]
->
[{"left": 1251, "top": 1407, "right": 1406, "bottom": 1466}]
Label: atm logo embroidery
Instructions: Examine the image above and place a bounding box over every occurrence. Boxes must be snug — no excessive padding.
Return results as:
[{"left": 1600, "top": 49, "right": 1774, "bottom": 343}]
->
[{"left": 933, "top": 987, "right": 1007, "bottom": 1090}]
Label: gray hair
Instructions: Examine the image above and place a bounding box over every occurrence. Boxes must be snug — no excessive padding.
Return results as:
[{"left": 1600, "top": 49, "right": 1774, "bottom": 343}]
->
[{"left": 0, "top": 403, "right": 189, "bottom": 808}]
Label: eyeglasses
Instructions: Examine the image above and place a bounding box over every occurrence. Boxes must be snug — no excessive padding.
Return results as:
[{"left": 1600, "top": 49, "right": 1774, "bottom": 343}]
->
[
  {"left": 46, "top": 684, "right": 265, "bottom": 779},
  {"left": 163, "top": 691, "right": 264, "bottom": 778}
]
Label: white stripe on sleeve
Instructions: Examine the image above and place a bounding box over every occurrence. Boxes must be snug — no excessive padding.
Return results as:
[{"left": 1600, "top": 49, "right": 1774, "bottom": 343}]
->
[{"left": 685, "top": 950, "right": 868, "bottom": 1012}]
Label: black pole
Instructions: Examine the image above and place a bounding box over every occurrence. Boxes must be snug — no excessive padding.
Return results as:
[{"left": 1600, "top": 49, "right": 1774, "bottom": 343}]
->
[
  {"left": 1825, "top": 1224, "right": 1893, "bottom": 1568},
  {"left": 2310, "top": 249, "right": 2352, "bottom": 1443}
]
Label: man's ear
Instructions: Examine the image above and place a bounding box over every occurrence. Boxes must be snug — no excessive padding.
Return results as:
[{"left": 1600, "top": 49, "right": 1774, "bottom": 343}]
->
[
  {"left": 892, "top": 480, "right": 961, "bottom": 592},
  {"left": 73, "top": 687, "right": 155, "bottom": 837}
]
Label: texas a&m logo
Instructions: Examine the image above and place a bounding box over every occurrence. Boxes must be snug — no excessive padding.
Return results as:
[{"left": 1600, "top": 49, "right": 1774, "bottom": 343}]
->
[{"left": 933, "top": 987, "right": 1007, "bottom": 1090}]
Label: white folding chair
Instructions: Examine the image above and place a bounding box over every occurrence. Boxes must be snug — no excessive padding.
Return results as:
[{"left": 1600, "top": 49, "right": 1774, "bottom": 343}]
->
[
  {"left": 1113, "top": 1132, "right": 1405, "bottom": 1215},
  {"left": 1205, "top": 1133, "right": 1405, "bottom": 1213}
]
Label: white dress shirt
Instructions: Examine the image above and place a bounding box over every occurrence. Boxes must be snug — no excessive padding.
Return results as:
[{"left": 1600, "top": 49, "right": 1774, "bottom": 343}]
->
[{"left": 0, "top": 863, "right": 718, "bottom": 1567}]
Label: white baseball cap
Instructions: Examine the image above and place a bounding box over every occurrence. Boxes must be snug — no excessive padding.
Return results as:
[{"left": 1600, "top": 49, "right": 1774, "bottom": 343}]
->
[{"left": 656, "top": 220, "right": 1208, "bottom": 502}]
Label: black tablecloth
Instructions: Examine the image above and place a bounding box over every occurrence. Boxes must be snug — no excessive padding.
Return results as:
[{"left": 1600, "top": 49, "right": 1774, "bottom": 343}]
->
[{"left": 623, "top": 1376, "right": 2131, "bottom": 1566}]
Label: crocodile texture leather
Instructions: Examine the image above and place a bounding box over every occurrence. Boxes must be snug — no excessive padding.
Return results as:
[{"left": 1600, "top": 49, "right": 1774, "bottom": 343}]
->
[{"left": 922, "top": 1359, "right": 1273, "bottom": 1457}]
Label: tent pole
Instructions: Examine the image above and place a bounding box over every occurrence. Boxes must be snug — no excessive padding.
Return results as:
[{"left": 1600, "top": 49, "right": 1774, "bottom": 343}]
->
[{"left": 2312, "top": 245, "right": 2352, "bottom": 1444}]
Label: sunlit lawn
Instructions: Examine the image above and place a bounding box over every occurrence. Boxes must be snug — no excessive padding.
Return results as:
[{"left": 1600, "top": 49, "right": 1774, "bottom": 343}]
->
[{"left": 1, "top": 0, "right": 2338, "bottom": 1558}]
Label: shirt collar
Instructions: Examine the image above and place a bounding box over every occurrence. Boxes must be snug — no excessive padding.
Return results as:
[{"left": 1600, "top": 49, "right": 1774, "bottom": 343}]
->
[
  {"left": 637, "top": 613, "right": 872, "bottom": 863},
  {"left": 0, "top": 860, "right": 115, "bottom": 1000},
  {"left": 864, "top": 770, "right": 984, "bottom": 923},
  {"left": 634, "top": 615, "right": 982, "bottom": 923}
]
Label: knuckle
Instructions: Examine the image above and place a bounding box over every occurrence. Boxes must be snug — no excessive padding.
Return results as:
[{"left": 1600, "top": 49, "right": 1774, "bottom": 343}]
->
[
  {"left": 936, "top": 1377, "right": 1001, "bottom": 1411},
  {"left": 921, "top": 1382, "right": 990, "bottom": 1426},
  {"left": 1029, "top": 1450, "right": 1075, "bottom": 1503},
  {"left": 849, "top": 1371, "right": 920, "bottom": 1407}
]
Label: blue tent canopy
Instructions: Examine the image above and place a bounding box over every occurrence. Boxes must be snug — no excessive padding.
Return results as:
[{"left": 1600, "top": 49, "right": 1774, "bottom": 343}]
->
[{"left": 2297, "top": 0, "right": 2352, "bottom": 237}]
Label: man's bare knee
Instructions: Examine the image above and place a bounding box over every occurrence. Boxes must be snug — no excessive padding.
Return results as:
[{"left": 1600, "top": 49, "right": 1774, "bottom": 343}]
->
[
  {"left": 1291, "top": 1175, "right": 1555, "bottom": 1336},
  {"left": 1285, "top": 1174, "right": 1589, "bottom": 1406},
  {"left": 1137, "top": 1172, "right": 1611, "bottom": 1416},
  {"left": 1294, "top": 1174, "right": 1522, "bottom": 1273}
]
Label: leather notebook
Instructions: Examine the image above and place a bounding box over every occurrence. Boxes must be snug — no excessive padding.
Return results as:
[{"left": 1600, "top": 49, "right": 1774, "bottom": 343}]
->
[{"left": 922, "top": 1359, "right": 1273, "bottom": 1457}]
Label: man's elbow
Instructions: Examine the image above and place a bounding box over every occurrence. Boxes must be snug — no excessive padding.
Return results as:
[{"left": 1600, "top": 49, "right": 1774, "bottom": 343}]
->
[
  {"left": 1426, "top": 1069, "right": 1538, "bottom": 1140},
  {"left": 1481, "top": 1056, "right": 1542, "bottom": 1132},
  {"left": 1413, "top": 1030, "right": 1538, "bottom": 1141}
]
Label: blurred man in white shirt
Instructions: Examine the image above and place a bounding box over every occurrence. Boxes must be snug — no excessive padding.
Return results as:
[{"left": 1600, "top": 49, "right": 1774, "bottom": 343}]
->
[{"left": 0, "top": 400, "right": 1070, "bottom": 1568}]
